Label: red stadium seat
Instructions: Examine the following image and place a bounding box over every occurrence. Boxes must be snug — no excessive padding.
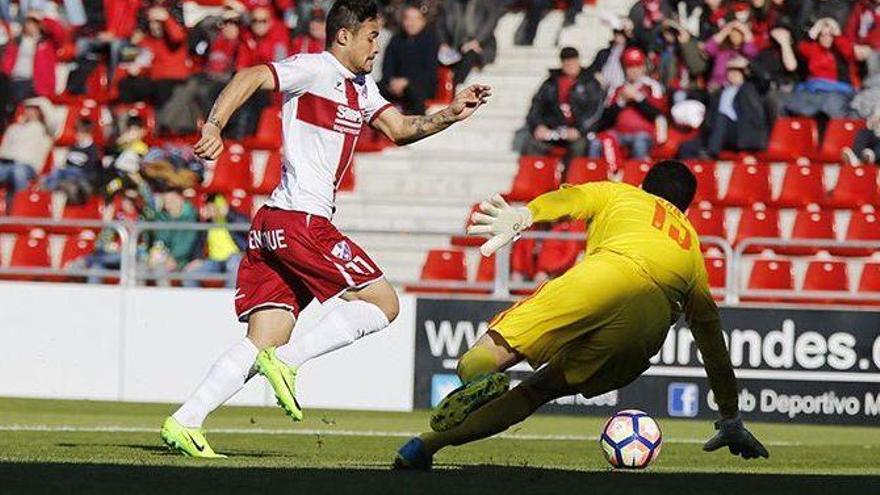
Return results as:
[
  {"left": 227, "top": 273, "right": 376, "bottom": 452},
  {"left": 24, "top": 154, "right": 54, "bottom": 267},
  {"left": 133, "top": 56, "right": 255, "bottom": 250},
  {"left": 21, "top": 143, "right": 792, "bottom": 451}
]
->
[
  {"left": 721, "top": 161, "right": 771, "bottom": 206},
  {"left": 475, "top": 253, "right": 496, "bottom": 282},
  {"left": 420, "top": 249, "right": 467, "bottom": 281},
  {"left": 452, "top": 203, "right": 484, "bottom": 248},
  {"left": 60, "top": 231, "right": 96, "bottom": 269},
  {"left": 3, "top": 229, "right": 51, "bottom": 281},
  {"left": 50, "top": 196, "right": 104, "bottom": 235},
  {"left": 686, "top": 160, "right": 718, "bottom": 203},
  {"left": 252, "top": 151, "right": 283, "bottom": 194},
  {"left": 425, "top": 66, "right": 455, "bottom": 107},
  {"left": 686, "top": 201, "right": 727, "bottom": 240},
  {"left": 511, "top": 237, "right": 538, "bottom": 281},
  {"left": 564, "top": 158, "right": 608, "bottom": 185},
  {"left": 859, "top": 262, "right": 880, "bottom": 293},
  {"left": 620, "top": 159, "right": 652, "bottom": 186},
  {"left": 225, "top": 188, "right": 254, "bottom": 217},
  {"left": 734, "top": 204, "right": 780, "bottom": 253},
  {"left": 55, "top": 100, "right": 104, "bottom": 147},
  {"left": 827, "top": 164, "right": 879, "bottom": 208},
  {"left": 746, "top": 257, "right": 794, "bottom": 301},
  {"left": 507, "top": 156, "right": 560, "bottom": 202},
  {"left": 802, "top": 258, "right": 850, "bottom": 293},
  {"left": 774, "top": 161, "right": 826, "bottom": 207},
  {"left": 777, "top": 205, "right": 836, "bottom": 255},
  {"left": 536, "top": 220, "right": 585, "bottom": 277},
  {"left": 815, "top": 119, "right": 865, "bottom": 163},
  {"left": 1, "top": 188, "right": 52, "bottom": 234},
  {"left": 243, "top": 106, "right": 282, "bottom": 150},
  {"left": 337, "top": 159, "right": 356, "bottom": 192},
  {"left": 836, "top": 205, "right": 880, "bottom": 256},
  {"left": 759, "top": 117, "right": 819, "bottom": 161},
  {"left": 705, "top": 251, "right": 727, "bottom": 290},
  {"left": 652, "top": 127, "right": 699, "bottom": 160},
  {"left": 203, "top": 144, "right": 252, "bottom": 193}
]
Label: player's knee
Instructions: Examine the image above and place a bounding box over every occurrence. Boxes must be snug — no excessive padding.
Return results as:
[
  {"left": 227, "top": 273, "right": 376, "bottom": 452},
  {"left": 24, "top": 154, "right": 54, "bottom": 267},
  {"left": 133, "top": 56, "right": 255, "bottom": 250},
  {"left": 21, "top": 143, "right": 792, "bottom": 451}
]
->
[{"left": 457, "top": 345, "right": 498, "bottom": 383}]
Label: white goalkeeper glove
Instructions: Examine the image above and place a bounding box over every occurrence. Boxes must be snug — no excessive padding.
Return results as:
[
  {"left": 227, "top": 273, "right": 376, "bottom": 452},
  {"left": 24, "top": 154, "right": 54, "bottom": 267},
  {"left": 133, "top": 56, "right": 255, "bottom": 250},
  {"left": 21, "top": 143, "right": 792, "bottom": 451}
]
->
[{"left": 466, "top": 194, "right": 533, "bottom": 257}]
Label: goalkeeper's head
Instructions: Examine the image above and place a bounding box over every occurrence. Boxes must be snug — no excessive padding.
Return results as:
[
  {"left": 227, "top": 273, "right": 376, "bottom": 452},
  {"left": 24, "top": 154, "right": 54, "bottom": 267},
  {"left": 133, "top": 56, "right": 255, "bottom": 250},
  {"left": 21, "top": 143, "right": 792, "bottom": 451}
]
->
[{"left": 642, "top": 160, "right": 697, "bottom": 213}]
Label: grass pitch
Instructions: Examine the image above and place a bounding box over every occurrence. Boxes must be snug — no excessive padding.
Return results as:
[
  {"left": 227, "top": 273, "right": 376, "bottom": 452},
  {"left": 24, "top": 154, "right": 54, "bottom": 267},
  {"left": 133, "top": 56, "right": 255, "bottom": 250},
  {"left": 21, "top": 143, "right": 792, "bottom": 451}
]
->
[{"left": 1, "top": 398, "right": 878, "bottom": 495}]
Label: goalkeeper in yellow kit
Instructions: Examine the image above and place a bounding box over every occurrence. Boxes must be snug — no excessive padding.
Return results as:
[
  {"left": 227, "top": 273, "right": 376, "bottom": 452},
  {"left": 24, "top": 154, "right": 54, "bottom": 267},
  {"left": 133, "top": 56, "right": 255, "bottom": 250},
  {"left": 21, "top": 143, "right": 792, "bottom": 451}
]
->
[{"left": 394, "top": 160, "right": 768, "bottom": 470}]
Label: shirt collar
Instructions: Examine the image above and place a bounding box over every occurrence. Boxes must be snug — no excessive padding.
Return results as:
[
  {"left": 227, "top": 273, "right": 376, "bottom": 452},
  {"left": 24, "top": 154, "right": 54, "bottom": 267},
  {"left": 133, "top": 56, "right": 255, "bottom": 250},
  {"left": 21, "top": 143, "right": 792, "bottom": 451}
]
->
[{"left": 323, "top": 51, "right": 359, "bottom": 81}]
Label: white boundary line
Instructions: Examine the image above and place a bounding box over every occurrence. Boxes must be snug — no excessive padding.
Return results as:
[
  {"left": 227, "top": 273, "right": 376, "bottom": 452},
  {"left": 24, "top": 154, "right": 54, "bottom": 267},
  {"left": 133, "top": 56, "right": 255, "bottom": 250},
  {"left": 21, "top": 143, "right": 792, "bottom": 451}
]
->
[{"left": 0, "top": 424, "right": 802, "bottom": 447}]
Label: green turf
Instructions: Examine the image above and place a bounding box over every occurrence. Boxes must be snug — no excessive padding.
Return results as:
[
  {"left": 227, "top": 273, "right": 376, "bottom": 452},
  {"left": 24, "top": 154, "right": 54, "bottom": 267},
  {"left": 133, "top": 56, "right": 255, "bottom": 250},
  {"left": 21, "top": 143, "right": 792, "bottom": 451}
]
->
[{"left": 0, "top": 397, "right": 878, "bottom": 494}]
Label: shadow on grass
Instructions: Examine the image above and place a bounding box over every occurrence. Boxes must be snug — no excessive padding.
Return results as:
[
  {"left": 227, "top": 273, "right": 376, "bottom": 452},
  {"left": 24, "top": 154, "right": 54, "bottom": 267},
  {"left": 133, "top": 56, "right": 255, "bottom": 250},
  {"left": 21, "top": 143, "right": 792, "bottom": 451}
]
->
[{"left": 0, "top": 462, "right": 875, "bottom": 495}]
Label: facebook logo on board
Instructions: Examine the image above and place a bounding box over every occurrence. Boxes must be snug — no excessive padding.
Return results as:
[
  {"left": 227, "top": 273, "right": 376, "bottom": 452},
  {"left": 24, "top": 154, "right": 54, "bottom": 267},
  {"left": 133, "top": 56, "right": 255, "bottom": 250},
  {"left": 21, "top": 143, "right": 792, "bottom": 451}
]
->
[
  {"left": 431, "top": 374, "right": 462, "bottom": 408},
  {"left": 668, "top": 382, "right": 700, "bottom": 417}
]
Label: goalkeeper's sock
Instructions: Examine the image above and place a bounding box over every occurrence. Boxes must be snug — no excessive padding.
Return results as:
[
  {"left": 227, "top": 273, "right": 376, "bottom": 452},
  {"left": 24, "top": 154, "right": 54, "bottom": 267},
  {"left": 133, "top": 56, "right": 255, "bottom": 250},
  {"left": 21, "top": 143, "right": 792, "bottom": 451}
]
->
[
  {"left": 172, "top": 338, "right": 259, "bottom": 428},
  {"left": 275, "top": 300, "right": 390, "bottom": 368},
  {"left": 457, "top": 345, "right": 499, "bottom": 383},
  {"left": 418, "top": 385, "right": 543, "bottom": 455}
]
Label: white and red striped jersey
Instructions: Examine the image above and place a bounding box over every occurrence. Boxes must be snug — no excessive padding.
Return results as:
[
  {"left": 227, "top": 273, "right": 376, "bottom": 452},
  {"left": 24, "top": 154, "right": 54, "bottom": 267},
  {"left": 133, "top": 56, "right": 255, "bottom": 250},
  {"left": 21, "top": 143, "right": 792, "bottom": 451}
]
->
[{"left": 264, "top": 51, "right": 392, "bottom": 218}]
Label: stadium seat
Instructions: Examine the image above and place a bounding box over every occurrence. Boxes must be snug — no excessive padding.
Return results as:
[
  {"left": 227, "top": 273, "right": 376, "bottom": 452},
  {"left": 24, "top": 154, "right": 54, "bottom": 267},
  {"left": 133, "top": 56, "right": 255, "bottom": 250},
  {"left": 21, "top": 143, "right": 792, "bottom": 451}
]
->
[
  {"left": 827, "top": 164, "right": 879, "bottom": 208},
  {"left": 773, "top": 161, "right": 826, "bottom": 208},
  {"left": 203, "top": 144, "right": 252, "bottom": 193},
  {"left": 652, "top": 127, "right": 699, "bottom": 160},
  {"left": 815, "top": 119, "right": 865, "bottom": 163},
  {"left": 802, "top": 258, "right": 850, "bottom": 293},
  {"left": 507, "top": 156, "right": 560, "bottom": 202},
  {"left": 746, "top": 257, "right": 794, "bottom": 301},
  {"left": 734, "top": 204, "right": 780, "bottom": 253},
  {"left": 252, "top": 151, "right": 283, "bottom": 194},
  {"left": 535, "top": 220, "right": 585, "bottom": 277},
  {"left": 243, "top": 106, "right": 282, "bottom": 150},
  {"left": 759, "top": 117, "right": 819, "bottom": 161},
  {"left": 475, "top": 253, "right": 496, "bottom": 282},
  {"left": 704, "top": 251, "right": 727, "bottom": 290},
  {"left": 60, "top": 231, "right": 96, "bottom": 268},
  {"left": 686, "top": 160, "right": 718, "bottom": 203},
  {"left": 777, "top": 205, "right": 835, "bottom": 256},
  {"left": 451, "top": 203, "right": 484, "bottom": 247},
  {"left": 620, "top": 159, "right": 652, "bottom": 186},
  {"left": 564, "top": 158, "right": 608, "bottom": 185},
  {"left": 55, "top": 100, "right": 103, "bottom": 147},
  {"left": 425, "top": 66, "right": 455, "bottom": 107},
  {"left": 1, "top": 188, "right": 52, "bottom": 234},
  {"left": 50, "top": 196, "right": 104, "bottom": 235},
  {"left": 686, "top": 201, "right": 727, "bottom": 240},
  {"left": 225, "top": 189, "right": 254, "bottom": 217},
  {"left": 858, "top": 262, "right": 880, "bottom": 293},
  {"left": 337, "top": 159, "right": 356, "bottom": 192},
  {"left": 721, "top": 161, "right": 771, "bottom": 206},
  {"left": 3, "top": 229, "right": 51, "bottom": 281},
  {"left": 836, "top": 205, "right": 880, "bottom": 256},
  {"left": 511, "top": 237, "right": 538, "bottom": 281},
  {"left": 419, "top": 249, "right": 467, "bottom": 282}
]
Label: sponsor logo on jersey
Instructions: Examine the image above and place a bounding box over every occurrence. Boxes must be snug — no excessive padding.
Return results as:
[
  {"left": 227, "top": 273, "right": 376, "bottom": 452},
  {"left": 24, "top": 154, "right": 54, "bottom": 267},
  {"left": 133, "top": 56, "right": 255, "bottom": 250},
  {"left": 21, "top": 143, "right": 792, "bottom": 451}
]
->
[
  {"left": 331, "top": 240, "right": 353, "bottom": 261},
  {"left": 334, "top": 105, "right": 362, "bottom": 135},
  {"left": 668, "top": 382, "right": 699, "bottom": 417}
]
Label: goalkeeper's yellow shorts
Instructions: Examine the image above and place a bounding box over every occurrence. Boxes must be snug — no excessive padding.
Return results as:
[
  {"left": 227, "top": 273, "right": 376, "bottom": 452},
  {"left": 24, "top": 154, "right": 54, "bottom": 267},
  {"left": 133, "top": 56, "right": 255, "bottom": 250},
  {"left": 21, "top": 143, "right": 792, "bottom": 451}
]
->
[{"left": 491, "top": 251, "right": 672, "bottom": 396}]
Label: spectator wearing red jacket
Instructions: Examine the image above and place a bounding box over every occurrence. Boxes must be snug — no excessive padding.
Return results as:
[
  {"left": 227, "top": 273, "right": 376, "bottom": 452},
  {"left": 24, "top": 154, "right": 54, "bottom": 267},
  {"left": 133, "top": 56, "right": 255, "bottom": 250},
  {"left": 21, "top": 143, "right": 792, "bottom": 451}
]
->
[
  {"left": 290, "top": 8, "right": 326, "bottom": 55},
  {"left": 784, "top": 18, "right": 869, "bottom": 119},
  {"left": 0, "top": 11, "right": 65, "bottom": 102},
  {"left": 845, "top": 0, "right": 880, "bottom": 75},
  {"left": 589, "top": 47, "right": 666, "bottom": 161},
  {"left": 118, "top": 6, "right": 190, "bottom": 109},
  {"left": 249, "top": 6, "right": 289, "bottom": 64}
]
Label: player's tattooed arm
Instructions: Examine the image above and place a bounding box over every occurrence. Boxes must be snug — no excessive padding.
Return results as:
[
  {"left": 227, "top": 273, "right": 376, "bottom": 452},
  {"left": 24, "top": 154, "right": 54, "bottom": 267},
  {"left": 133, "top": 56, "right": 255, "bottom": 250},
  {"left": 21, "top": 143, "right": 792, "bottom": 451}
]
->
[
  {"left": 372, "top": 84, "right": 492, "bottom": 145},
  {"left": 194, "top": 65, "right": 275, "bottom": 160}
]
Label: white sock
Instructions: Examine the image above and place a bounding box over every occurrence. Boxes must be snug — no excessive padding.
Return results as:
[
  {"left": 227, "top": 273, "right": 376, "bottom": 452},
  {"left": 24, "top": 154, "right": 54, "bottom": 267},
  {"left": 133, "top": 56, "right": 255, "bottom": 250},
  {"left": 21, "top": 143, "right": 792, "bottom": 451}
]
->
[
  {"left": 276, "top": 300, "right": 390, "bottom": 368},
  {"left": 172, "top": 337, "right": 259, "bottom": 428}
]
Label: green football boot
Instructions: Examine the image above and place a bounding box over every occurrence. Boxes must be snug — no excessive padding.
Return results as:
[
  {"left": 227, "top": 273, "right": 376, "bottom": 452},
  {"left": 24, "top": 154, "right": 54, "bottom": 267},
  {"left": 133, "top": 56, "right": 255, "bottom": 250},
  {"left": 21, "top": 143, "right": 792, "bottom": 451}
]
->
[
  {"left": 160, "top": 416, "right": 226, "bottom": 458},
  {"left": 430, "top": 372, "right": 510, "bottom": 432},
  {"left": 254, "top": 347, "right": 304, "bottom": 422}
]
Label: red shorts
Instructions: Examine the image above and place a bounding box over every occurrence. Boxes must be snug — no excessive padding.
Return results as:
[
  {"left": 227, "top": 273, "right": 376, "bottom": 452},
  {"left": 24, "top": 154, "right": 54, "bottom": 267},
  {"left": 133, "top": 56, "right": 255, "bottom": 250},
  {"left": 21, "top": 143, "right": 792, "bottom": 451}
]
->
[{"left": 234, "top": 207, "right": 384, "bottom": 322}]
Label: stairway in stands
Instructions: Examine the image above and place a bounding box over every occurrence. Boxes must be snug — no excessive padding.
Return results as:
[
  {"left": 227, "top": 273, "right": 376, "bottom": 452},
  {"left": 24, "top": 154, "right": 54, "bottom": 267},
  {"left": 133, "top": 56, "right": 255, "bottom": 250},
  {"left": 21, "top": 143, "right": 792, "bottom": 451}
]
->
[{"left": 334, "top": 0, "right": 635, "bottom": 284}]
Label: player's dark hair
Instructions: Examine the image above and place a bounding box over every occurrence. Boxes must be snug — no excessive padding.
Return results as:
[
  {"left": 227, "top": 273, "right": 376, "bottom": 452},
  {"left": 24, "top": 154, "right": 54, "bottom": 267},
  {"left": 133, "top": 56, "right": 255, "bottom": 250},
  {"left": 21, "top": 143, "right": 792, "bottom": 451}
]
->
[
  {"left": 642, "top": 160, "right": 697, "bottom": 212},
  {"left": 325, "top": 0, "right": 379, "bottom": 49}
]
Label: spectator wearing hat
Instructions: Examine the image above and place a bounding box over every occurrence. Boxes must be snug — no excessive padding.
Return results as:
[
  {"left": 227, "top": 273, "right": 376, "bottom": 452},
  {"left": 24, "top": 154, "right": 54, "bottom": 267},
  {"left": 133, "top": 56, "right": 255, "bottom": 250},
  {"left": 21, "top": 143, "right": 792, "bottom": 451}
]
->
[
  {"left": 703, "top": 20, "right": 759, "bottom": 91},
  {"left": 590, "top": 47, "right": 666, "bottom": 161},
  {"left": 680, "top": 56, "right": 769, "bottom": 158},
  {"left": 0, "top": 97, "right": 54, "bottom": 209},
  {"left": 380, "top": 4, "right": 440, "bottom": 116},
  {"left": 522, "top": 47, "right": 604, "bottom": 164},
  {"left": 437, "top": 0, "right": 501, "bottom": 86},
  {"left": 0, "top": 10, "right": 65, "bottom": 119},
  {"left": 784, "top": 17, "right": 870, "bottom": 119},
  {"left": 290, "top": 7, "right": 326, "bottom": 55}
]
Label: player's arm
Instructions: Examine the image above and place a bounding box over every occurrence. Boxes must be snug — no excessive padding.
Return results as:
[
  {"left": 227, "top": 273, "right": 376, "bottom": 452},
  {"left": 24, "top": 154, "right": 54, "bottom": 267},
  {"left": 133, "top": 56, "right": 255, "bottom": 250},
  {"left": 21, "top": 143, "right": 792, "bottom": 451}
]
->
[
  {"left": 371, "top": 84, "right": 492, "bottom": 145},
  {"left": 686, "top": 278, "right": 769, "bottom": 460},
  {"left": 193, "top": 65, "right": 276, "bottom": 160},
  {"left": 467, "top": 183, "right": 610, "bottom": 256}
]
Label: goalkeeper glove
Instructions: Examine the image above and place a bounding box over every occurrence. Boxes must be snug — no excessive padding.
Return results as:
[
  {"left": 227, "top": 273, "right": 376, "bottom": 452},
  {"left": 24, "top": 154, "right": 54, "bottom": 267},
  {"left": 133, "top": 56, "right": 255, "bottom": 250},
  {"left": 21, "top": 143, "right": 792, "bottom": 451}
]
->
[
  {"left": 703, "top": 415, "right": 769, "bottom": 460},
  {"left": 466, "top": 194, "right": 533, "bottom": 257}
]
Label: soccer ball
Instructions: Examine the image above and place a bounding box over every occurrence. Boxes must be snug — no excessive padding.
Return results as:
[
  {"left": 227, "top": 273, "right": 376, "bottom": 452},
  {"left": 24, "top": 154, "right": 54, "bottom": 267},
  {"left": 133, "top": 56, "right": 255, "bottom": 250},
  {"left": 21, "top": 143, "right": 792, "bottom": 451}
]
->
[{"left": 599, "top": 409, "right": 662, "bottom": 469}]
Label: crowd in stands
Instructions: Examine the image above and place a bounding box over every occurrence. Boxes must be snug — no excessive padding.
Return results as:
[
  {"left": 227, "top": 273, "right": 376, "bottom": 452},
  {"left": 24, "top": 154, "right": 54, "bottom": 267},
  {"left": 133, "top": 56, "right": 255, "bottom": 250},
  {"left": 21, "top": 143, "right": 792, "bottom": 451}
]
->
[{"left": 523, "top": 0, "right": 880, "bottom": 168}]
